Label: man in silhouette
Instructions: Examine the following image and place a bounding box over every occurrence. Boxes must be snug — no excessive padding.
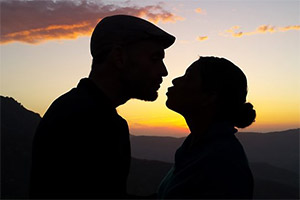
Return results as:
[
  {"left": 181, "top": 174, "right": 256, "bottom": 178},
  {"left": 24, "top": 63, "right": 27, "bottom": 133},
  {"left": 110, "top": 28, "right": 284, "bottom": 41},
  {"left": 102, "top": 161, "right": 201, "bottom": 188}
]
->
[{"left": 30, "top": 15, "right": 175, "bottom": 199}]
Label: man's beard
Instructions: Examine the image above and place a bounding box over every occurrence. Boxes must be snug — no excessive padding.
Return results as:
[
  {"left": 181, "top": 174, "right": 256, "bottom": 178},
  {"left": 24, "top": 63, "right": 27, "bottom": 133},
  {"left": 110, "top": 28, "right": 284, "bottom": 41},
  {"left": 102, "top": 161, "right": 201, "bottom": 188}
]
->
[
  {"left": 123, "top": 79, "right": 159, "bottom": 101},
  {"left": 120, "top": 57, "right": 160, "bottom": 101}
]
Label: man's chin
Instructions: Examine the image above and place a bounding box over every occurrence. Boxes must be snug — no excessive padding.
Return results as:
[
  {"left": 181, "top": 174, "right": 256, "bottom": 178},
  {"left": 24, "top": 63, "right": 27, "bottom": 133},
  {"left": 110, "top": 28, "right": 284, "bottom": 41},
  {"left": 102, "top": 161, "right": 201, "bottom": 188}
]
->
[{"left": 133, "top": 91, "right": 158, "bottom": 102}]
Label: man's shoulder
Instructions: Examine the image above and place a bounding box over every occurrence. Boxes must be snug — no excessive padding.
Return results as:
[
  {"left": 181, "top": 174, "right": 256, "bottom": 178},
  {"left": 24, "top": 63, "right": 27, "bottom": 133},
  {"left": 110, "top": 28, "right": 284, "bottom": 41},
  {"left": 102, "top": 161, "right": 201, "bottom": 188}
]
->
[
  {"left": 35, "top": 86, "right": 115, "bottom": 138},
  {"left": 47, "top": 81, "right": 113, "bottom": 116},
  {"left": 33, "top": 79, "right": 127, "bottom": 148}
]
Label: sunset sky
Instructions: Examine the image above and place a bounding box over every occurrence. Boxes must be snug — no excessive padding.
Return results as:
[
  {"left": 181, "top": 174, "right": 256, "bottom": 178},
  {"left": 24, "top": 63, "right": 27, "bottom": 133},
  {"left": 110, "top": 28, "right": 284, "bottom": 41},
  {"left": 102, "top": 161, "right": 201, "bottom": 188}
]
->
[{"left": 1, "top": 0, "right": 299, "bottom": 137}]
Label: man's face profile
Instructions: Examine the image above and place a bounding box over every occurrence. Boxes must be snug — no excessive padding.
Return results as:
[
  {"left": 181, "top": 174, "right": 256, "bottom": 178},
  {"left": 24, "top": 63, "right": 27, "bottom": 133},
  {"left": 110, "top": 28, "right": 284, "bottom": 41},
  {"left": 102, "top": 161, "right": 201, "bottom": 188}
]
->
[{"left": 121, "top": 40, "right": 168, "bottom": 101}]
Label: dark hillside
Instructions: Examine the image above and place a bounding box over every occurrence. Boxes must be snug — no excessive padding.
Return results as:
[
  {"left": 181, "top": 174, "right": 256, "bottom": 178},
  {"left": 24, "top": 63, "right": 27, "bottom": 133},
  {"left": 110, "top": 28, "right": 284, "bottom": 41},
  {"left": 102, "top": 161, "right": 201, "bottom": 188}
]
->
[{"left": 1, "top": 96, "right": 41, "bottom": 198}]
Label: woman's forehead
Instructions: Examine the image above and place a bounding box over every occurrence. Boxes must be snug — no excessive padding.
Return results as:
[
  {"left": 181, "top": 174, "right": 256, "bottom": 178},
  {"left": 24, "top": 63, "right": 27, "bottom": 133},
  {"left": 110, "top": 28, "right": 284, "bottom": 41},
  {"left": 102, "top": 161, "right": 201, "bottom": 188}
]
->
[{"left": 186, "top": 61, "right": 201, "bottom": 74}]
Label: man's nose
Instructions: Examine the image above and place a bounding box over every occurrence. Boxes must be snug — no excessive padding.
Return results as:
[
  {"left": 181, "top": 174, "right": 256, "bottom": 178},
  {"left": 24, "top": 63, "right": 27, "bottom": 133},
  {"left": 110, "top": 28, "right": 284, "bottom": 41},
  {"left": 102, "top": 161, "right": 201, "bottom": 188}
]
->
[{"left": 161, "top": 62, "right": 168, "bottom": 77}]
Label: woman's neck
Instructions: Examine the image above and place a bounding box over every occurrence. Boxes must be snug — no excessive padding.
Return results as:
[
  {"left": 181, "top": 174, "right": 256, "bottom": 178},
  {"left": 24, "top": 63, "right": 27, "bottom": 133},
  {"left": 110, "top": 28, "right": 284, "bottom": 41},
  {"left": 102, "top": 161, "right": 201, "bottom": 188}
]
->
[{"left": 184, "top": 112, "right": 214, "bottom": 150}]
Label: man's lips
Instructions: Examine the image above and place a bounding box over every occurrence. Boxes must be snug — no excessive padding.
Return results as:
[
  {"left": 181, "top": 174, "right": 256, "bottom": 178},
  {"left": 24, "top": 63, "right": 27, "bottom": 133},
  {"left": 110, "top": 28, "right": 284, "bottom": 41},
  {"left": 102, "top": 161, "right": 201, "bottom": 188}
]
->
[
  {"left": 157, "top": 78, "right": 163, "bottom": 85},
  {"left": 152, "top": 79, "right": 163, "bottom": 90}
]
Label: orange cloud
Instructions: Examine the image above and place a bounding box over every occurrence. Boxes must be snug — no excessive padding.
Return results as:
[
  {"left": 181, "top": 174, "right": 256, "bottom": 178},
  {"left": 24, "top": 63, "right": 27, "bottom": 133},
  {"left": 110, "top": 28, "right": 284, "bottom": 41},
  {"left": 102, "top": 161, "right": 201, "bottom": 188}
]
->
[
  {"left": 2, "top": 22, "right": 94, "bottom": 44},
  {"left": 224, "top": 24, "right": 300, "bottom": 38},
  {"left": 278, "top": 25, "right": 300, "bottom": 31},
  {"left": 1, "top": 0, "right": 182, "bottom": 45},
  {"left": 195, "top": 8, "right": 206, "bottom": 14},
  {"left": 197, "top": 36, "right": 208, "bottom": 41}
]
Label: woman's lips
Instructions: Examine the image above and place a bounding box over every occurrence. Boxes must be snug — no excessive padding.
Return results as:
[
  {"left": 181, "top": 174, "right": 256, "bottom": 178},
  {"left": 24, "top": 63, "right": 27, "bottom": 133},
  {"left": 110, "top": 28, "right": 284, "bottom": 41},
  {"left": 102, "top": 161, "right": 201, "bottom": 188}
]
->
[{"left": 166, "top": 86, "right": 174, "bottom": 95}]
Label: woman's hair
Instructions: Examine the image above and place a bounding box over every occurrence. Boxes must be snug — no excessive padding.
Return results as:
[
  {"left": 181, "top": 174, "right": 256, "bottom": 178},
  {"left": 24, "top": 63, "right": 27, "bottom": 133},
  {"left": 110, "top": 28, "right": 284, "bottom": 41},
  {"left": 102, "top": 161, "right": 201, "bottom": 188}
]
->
[{"left": 196, "top": 57, "right": 256, "bottom": 128}]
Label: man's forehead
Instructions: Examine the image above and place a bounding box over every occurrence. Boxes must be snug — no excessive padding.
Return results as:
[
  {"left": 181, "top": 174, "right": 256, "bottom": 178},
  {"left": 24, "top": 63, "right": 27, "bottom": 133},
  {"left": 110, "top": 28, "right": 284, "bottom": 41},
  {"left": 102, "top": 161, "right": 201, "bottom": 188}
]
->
[
  {"left": 130, "top": 40, "right": 165, "bottom": 55},
  {"left": 134, "top": 39, "right": 164, "bottom": 49}
]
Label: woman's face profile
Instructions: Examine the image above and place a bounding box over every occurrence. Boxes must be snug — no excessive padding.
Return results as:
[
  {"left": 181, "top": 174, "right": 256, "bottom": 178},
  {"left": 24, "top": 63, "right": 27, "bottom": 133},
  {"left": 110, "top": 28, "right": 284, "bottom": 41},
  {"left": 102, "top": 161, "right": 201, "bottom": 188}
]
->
[{"left": 166, "top": 61, "right": 206, "bottom": 115}]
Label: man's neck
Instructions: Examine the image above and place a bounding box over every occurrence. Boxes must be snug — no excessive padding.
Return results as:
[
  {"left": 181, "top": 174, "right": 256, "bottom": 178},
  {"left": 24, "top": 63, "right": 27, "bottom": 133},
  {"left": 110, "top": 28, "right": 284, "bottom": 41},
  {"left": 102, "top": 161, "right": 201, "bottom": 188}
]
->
[{"left": 88, "top": 76, "right": 129, "bottom": 108}]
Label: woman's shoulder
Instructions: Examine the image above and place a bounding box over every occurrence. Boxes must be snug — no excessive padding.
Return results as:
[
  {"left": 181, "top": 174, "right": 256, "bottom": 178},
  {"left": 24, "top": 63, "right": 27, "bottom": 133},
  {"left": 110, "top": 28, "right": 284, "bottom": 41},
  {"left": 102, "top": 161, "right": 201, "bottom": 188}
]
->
[{"left": 208, "top": 135, "right": 248, "bottom": 161}]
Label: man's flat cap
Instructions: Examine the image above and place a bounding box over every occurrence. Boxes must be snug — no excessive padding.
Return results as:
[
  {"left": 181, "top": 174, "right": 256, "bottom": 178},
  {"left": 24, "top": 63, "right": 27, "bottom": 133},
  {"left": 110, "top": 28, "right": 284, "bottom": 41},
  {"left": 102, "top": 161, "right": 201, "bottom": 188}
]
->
[{"left": 90, "top": 15, "right": 175, "bottom": 58}]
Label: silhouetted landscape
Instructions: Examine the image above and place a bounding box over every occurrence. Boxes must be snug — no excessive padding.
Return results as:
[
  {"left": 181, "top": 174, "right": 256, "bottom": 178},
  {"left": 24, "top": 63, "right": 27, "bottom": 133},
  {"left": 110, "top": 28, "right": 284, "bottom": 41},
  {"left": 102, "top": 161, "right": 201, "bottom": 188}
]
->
[{"left": 1, "top": 96, "right": 299, "bottom": 199}]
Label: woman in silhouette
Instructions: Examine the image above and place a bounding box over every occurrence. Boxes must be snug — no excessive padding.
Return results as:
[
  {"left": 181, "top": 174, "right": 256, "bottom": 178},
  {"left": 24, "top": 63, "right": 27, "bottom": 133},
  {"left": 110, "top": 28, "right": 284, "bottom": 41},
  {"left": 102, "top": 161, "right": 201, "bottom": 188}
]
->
[{"left": 158, "top": 57, "right": 256, "bottom": 199}]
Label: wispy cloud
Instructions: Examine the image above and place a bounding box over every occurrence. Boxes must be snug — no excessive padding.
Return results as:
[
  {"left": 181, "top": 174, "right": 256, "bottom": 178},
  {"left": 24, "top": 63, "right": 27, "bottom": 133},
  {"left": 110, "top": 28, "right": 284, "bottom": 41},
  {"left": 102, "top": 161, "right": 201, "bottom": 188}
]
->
[
  {"left": 197, "top": 36, "right": 208, "bottom": 41},
  {"left": 1, "top": 0, "right": 183, "bottom": 45},
  {"left": 223, "top": 25, "right": 300, "bottom": 38},
  {"left": 195, "top": 7, "right": 206, "bottom": 15},
  {"left": 278, "top": 25, "right": 300, "bottom": 32}
]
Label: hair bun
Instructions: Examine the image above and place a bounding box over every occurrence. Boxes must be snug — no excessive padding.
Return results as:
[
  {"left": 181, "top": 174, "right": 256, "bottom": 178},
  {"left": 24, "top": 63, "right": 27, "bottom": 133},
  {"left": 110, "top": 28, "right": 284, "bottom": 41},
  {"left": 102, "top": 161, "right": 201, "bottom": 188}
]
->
[{"left": 234, "top": 102, "right": 256, "bottom": 128}]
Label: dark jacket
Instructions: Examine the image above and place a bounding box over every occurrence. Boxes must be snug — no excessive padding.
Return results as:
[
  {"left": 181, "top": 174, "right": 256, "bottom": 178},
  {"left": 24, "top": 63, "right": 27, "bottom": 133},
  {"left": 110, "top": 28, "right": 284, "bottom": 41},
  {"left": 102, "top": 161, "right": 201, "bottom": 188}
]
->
[
  {"left": 158, "top": 122, "right": 253, "bottom": 199},
  {"left": 30, "top": 78, "right": 131, "bottom": 199}
]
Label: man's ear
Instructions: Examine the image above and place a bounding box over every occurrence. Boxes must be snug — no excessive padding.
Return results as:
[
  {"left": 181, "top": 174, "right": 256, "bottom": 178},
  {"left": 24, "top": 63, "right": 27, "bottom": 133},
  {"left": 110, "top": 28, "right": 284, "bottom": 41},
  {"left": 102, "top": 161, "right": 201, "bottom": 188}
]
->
[{"left": 110, "top": 45, "right": 126, "bottom": 69}]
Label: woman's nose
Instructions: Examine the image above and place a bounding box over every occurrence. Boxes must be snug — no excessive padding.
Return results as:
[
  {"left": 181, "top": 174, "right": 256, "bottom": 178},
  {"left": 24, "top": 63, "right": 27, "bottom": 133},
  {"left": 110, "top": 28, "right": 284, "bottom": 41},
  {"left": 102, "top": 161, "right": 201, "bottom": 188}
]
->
[{"left": 172, "top": 77, "right": 181, "bottom": 85}]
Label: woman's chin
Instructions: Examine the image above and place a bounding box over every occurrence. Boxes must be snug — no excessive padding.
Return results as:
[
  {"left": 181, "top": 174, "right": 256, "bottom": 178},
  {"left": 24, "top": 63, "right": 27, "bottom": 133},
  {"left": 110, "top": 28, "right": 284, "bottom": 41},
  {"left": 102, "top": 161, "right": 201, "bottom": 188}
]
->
[
  {"left": 166, "top": 100, "right": 181, "bottom": 114},
  {"left": 165, "top": 99, "right": 174, "bottom": 110}
]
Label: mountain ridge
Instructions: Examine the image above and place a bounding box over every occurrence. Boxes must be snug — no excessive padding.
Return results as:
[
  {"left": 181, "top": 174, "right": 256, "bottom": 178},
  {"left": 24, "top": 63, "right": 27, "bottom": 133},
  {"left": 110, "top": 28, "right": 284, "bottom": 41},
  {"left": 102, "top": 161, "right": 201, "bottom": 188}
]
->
[{"left": 1, "top": 95, "right": 299, "bottom": 199}]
